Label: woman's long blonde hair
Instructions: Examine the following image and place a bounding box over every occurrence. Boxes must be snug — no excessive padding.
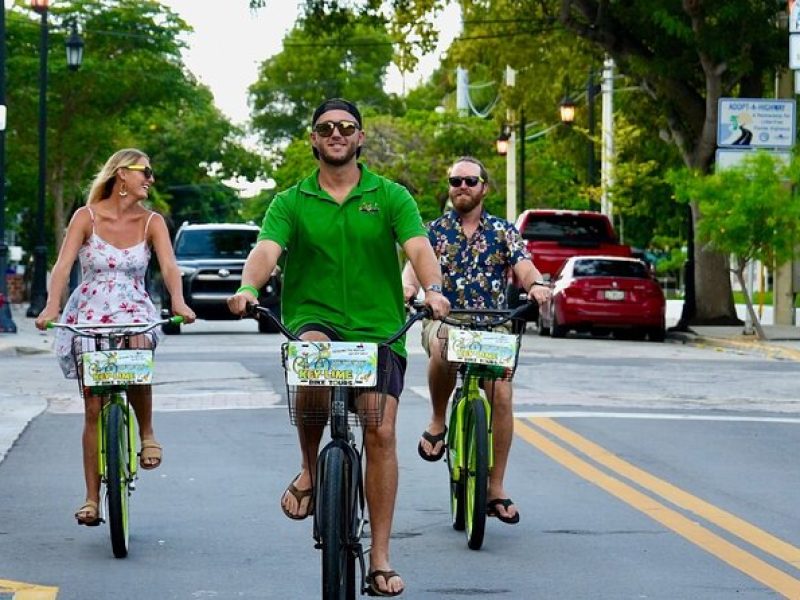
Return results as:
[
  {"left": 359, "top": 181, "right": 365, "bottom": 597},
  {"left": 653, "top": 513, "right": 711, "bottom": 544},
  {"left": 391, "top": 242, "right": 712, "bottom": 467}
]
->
[{"left": 86, "top": 148, "right": 149, "bottom": 205}]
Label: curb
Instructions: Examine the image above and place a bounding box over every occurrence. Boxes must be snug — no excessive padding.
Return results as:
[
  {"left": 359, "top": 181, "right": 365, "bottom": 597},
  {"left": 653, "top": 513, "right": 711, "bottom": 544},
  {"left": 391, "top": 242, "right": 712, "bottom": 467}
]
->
[{"left": 670, "top": 331, "right": 800, "bottom": 362}]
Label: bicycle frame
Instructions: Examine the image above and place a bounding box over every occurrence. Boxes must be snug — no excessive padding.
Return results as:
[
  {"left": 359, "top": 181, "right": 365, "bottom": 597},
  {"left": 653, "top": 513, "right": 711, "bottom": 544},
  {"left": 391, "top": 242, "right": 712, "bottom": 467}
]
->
[
  {"left": 440, "top": 303, "right": 531, "bottom": 550},
  {"left": 248, "top": 303, "right": 427, "bottom": 599},
  {"left": 48, "top": 317, "right": 182, "bottom": 558}
]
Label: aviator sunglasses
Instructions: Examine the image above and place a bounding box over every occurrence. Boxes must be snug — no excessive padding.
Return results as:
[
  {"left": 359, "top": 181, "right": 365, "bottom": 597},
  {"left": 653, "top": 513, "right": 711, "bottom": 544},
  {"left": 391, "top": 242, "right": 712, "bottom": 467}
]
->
[
  {"left": 313, "top": 120, "right": 360, "bottom": 137},
  {"left": 448, "top": 175, "right": 484, "bottom": 188},
  {"left": 125, "top": 164, "right": 155, "bottom": 179}
]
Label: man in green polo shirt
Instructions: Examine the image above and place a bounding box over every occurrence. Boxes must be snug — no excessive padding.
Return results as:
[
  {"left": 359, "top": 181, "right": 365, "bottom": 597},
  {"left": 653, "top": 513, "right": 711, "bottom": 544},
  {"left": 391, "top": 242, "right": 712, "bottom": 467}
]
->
[{"left": 228, "top": 98, "right": 449, "bottom": 597}]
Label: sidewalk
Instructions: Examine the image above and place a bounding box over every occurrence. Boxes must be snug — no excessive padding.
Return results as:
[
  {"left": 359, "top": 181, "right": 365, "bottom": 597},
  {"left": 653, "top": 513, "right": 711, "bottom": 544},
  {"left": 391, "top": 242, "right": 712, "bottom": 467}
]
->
[
  {"left": 0, "top": 302, "right": 55, "bottom": 357},
  {"left": 665, "top": 300, "right": 800, "bottom": 362}
]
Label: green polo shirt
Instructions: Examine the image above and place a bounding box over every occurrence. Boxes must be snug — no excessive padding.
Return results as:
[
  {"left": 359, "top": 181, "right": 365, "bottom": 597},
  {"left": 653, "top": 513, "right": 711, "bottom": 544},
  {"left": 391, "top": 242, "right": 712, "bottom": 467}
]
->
[{"left": 258, "top": 164, "right": 427, "bottom": 356}]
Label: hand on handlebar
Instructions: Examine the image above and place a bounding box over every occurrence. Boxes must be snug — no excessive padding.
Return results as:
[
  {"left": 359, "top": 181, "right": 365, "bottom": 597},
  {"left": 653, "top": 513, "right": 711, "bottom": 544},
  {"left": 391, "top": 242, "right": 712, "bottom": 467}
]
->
[
  {"left": 424, "top": 291, "right": 450, "bottom": 320},
  {"left": 227, "top": 291, "right": 257, "bottom": 317},
  {"left": 528, "top": 284, "right": 551, "bottom": 307}
]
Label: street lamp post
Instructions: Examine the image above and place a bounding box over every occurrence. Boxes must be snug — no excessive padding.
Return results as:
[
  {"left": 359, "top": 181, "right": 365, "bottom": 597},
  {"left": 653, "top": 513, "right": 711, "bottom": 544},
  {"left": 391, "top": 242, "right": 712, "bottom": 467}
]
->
[
  {"left": 26, "top": 0, "right": 50, "bottom": 318},
  {"left": 0, "top": 4, "right": 16, "bottom": 332}
]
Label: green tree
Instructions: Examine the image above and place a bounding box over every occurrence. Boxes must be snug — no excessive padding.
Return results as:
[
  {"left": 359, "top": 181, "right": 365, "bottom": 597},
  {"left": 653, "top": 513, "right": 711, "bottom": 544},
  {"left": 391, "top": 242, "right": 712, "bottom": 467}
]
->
[
  {"left": 6, "top": 0, "right": 265, "bottom": 258},
  {"left": 671, "top": 153, "right": 800, "bottom": 339},
  {"left": 249, "top": 12, "right": 395, "bottom": 145}
]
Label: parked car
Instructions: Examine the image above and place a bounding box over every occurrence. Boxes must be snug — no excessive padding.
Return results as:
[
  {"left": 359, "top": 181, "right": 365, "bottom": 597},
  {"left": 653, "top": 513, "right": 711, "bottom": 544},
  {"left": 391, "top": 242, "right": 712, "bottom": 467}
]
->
[
  {"left": 160, "top": 222, "right": 281, "bottom": 334},
  {"left": 509, "top": 209, "right": 632, "bottom": 323},
  {"left": 538, "top": 256, "right": 666, "bottom": 341}
]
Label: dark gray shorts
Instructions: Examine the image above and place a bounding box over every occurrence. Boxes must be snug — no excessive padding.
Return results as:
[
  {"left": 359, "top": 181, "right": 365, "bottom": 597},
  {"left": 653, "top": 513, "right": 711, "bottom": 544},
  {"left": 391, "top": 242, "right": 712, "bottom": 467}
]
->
[{"left": 294, "top": 323, "right": 407, "bottom": 400}]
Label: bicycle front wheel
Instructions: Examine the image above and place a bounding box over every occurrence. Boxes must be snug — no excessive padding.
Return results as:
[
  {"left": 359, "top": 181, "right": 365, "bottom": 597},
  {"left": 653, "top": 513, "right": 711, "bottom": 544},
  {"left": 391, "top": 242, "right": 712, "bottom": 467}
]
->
[
  {"left": 106, "top": 400, "right": 131, "bottom": 558},
  {"left": 447, "top": 402, "right": 465, "bottom": 532},
  {"left": 319, "top": 445, "right": 355, "bottom": 600},
  {"left": 464, "top": 398, "right": 489, "bottom": 550}
]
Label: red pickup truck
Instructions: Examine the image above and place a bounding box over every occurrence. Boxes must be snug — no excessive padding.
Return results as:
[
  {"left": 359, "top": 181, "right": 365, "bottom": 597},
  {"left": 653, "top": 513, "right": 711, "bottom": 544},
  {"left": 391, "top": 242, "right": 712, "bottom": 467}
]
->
[{"left": 510, "top": 209, "right": 632, "bottom": 321}]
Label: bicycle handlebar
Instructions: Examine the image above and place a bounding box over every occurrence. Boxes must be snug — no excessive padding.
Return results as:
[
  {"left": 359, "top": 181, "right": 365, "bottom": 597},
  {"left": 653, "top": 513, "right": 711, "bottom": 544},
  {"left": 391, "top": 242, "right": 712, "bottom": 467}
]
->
[
  {"left": 245, "top": 302, "right": 431, "bottom": 345},
  {"left": 47, "top": 316, "right": 184, "bottom": 337},
  {"left": 439, "top": 300, "right": 533, "bottom": 329}
]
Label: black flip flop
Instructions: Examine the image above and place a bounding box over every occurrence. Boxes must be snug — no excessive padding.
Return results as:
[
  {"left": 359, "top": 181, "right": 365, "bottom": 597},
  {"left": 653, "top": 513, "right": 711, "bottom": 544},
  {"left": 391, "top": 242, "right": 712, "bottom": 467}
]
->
[
  {"left": 365, "top": 569, "right": 404, "bottom": 597},
  {"left": 417, "top": 428, "right": 447, "bottom": 462},
  {"left": 487, "top": 498, "right": 520, "bottom": 524}
]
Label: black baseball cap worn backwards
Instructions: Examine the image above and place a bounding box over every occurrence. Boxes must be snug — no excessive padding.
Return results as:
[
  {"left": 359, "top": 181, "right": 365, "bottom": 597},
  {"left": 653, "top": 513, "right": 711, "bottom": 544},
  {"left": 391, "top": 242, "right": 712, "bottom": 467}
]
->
[{"left": 312, "top": 98, "right": 362, "bottom": 128}]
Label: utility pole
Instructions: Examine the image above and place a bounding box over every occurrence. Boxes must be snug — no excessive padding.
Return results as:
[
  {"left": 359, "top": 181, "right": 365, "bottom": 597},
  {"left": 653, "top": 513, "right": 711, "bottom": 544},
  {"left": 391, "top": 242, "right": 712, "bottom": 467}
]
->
[
  {"left": 600, "top": 57, "right": 615, "bottom": 219},
  {"left": 774, "top": 56, "right": 796, "bottom": 325},
  {"left": 0, "top": 4, "right": 16, "bottom": 332}
]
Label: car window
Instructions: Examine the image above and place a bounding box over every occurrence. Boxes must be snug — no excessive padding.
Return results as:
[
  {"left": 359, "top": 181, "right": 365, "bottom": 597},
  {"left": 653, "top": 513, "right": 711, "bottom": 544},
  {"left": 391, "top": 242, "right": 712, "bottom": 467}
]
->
[
  {"left": 175, "top": 229, "right": 257, "bottom": 259},
  {"left": 522, "top": 215, "right": 614, "bottom": 243},
  {"left": 573, "top": 259, "right": 648, "bottom": 278}
]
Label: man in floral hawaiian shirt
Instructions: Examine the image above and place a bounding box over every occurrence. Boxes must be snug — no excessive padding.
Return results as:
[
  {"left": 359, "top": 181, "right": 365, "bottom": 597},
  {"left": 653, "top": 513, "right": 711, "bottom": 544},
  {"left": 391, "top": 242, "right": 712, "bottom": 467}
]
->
[{"left": 402, "top": 156, "right": 550, "bottom": 524}]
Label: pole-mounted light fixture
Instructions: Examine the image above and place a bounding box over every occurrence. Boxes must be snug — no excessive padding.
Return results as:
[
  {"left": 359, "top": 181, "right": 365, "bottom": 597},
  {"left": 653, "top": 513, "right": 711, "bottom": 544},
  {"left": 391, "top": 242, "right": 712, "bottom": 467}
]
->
[
  {"left": 496, "top": 124, "right": 511, "bottom": 156},
  {"left": 559, "top": 94, "right": 576, "bottom": 125},
  {"left": 65, "top": 20, "right": 84, "bottom": 71},
  {"left": 30, "top": 0, "right": 49, "bottom": 13}
]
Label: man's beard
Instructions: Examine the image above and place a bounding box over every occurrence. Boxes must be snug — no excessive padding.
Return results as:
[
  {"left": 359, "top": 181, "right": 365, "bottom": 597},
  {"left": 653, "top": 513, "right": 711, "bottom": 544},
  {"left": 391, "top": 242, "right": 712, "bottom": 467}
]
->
[
  {"left": 452, "top": 193, "right": 482, "bottom": 213},
  {"left": 318, "top": 143, "right": 358, "bottom": 167}
]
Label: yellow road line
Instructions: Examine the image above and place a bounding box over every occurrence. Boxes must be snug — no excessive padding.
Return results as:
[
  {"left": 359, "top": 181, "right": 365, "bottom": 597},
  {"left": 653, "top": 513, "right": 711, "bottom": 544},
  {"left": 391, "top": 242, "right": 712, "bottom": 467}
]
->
[
  {"left": 531, "top": 417, "right": 800, "bottom": 570},
  {"left": 514, "top": 419, "right": 800, "bottom": 599},
  {"left": 0, "top": 579, "right": 58, "bottom": 600}
]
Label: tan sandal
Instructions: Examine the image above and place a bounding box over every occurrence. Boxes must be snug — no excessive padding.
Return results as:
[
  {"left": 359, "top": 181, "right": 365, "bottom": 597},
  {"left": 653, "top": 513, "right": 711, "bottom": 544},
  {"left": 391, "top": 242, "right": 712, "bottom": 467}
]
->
[
  {"left": 75, "top": 500, "right": 102, "bottom": 526},
  {"left": 139, "top": 439, "right": 163, "bottom": 470}
]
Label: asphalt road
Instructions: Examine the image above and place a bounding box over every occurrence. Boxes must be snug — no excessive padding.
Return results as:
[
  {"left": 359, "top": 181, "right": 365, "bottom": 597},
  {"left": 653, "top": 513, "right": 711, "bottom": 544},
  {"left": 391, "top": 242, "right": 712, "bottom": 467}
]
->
[{"left": 1, "top": 319, "right": 799, "bottom": 599}]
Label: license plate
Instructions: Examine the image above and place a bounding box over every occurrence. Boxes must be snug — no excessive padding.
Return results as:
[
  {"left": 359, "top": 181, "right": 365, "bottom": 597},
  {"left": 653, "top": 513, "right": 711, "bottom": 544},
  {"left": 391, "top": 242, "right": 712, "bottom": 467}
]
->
[{"left": 604, "top": 289, "right": 625, "bottom": 301}]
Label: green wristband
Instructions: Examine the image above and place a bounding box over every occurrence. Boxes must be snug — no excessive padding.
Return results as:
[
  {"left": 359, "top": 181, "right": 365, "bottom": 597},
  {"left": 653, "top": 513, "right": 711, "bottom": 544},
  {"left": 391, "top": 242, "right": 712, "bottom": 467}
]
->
[{"left": 237, "top": 284, "right": 260, "bottom": 298}]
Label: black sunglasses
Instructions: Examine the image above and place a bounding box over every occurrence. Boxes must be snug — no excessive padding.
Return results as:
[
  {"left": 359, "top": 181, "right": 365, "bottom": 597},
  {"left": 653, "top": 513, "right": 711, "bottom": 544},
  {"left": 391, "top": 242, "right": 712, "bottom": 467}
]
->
[
  {"left": 125, "top": 164, "right": 155, "bottom": 179},
  {"left": 448, "top": 175, "right": 484, "bottom": 188},
  {"left": 313, "top": 120, "right": 359, "bottom": 138}
]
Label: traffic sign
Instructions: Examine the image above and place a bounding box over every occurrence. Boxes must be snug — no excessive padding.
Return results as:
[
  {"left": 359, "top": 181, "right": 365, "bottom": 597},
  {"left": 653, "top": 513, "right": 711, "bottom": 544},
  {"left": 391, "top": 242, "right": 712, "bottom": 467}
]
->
[
  {"left": 717, "top": 98, "right": 795, "bottom": 148},
  {"left": 715, "top": 148, "right": 792, "bottom": 172}
]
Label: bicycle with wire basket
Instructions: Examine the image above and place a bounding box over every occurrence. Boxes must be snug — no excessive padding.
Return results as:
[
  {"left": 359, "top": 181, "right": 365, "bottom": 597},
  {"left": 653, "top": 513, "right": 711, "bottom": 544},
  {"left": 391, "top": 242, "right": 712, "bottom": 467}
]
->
[
  {"left": 47, "top": 316, "right": 184, "bottom": 558},
  {"left": 438, "top": 302, "right": 531, "bottom": 550},
  {"left": 247, "top": 303, "right": 427, "bottom": 599}
]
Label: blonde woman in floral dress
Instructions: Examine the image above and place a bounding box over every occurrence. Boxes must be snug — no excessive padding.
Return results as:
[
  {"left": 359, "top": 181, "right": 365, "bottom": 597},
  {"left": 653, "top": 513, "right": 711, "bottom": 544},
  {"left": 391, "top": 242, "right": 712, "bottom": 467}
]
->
[{"left": 35, "top": 148, "right": 195, "bottom": 526}]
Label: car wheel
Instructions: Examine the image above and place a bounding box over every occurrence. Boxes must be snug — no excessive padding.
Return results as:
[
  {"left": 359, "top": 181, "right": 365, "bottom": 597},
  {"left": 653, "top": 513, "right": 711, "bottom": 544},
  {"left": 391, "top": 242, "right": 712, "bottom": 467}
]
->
[
  {"left": 550, "top": 311, "right": 567, "bottom": 338},
  {"left": 648, "top": 327, "right": 666, "bottom": 342}
]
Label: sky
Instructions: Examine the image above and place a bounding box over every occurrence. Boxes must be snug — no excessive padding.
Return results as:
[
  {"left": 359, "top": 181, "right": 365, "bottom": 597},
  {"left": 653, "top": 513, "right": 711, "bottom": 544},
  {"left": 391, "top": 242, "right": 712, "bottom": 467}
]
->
[{"left": 159, "top": 0, "right": 462, "bottom": 126}]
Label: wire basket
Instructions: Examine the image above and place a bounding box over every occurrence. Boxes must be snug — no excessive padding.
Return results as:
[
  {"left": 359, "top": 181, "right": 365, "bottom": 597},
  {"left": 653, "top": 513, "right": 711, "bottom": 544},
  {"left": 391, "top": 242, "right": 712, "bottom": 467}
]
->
[
  {"left": 282, "top": 344, "right": 394, "bottom": 428},
  {"left": 437, "top": 319, "right": 523, "bottom": 382},
  {"left": 71, "top": 331, "right": 156, "bottom": 394}
]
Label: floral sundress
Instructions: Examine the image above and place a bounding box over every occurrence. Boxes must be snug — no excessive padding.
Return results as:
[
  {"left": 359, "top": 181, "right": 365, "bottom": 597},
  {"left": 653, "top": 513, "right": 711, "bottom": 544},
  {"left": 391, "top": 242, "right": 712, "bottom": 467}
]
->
[{"left": 55, "top": 207, "right": 162, "bottom": 378}]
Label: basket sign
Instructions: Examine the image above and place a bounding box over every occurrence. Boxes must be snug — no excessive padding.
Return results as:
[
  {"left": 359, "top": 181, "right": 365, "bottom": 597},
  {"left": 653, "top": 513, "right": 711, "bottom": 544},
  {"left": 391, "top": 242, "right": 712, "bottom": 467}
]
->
[
  {"left": 447, "top": 329, "right": 518, "bottom": 367},
  {"left": 82, "top": 350, "right": 154, "bottom": 386},
  {"left": 285, "top": 341, "right": 378, "bottom": 387}
]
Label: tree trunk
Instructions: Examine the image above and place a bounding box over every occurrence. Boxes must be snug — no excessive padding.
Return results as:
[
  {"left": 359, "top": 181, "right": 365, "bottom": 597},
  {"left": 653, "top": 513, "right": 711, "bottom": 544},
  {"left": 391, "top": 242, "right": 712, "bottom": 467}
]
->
[
  {"left": 690, "top": 203, "right": 741, "bottom": 325},
  {"left": 734, "top": 264, "right": 766, "bottom": 340}
]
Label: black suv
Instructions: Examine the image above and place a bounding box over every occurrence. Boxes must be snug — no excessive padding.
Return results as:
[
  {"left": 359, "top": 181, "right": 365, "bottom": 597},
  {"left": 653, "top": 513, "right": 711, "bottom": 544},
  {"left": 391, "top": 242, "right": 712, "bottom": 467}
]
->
[{"left": 160, "top": 223, "right": 281, "bottom": 334}]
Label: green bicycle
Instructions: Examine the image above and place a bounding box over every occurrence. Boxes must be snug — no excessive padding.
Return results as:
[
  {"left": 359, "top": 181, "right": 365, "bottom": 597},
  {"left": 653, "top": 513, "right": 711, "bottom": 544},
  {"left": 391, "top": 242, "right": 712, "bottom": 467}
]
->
[
  {"left": 49, "top": 317, "right": 183, "bottom": 558},
  {"left": 439, "top": 303, "right": 529, "bottom": 550}
]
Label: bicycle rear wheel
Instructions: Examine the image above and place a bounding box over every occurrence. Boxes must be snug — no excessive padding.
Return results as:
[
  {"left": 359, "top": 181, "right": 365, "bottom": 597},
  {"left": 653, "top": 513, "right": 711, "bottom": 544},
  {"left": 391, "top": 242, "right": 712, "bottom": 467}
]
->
[
  {"left": 105, "top": 400, "right": 131, "bottom": 558},
  {"left": 319, "top": 445, "right": 355, "bottom": 600},
  {"left": 464, "top": 398, "right": 488, "bottom": 550}
]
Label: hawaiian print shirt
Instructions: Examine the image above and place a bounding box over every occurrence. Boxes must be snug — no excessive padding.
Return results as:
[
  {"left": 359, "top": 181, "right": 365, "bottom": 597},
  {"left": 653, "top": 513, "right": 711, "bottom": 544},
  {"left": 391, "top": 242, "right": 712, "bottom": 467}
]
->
[{"left": 428, "top": 209, "right": 530, "bottom": 309}]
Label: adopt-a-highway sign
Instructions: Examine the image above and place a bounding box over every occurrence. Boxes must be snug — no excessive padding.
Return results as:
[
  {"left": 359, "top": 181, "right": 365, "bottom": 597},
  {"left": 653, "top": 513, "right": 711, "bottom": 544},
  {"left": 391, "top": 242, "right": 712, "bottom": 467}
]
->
[{"left": 717, "top": 98, "right": 795, "bottom": 149}]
